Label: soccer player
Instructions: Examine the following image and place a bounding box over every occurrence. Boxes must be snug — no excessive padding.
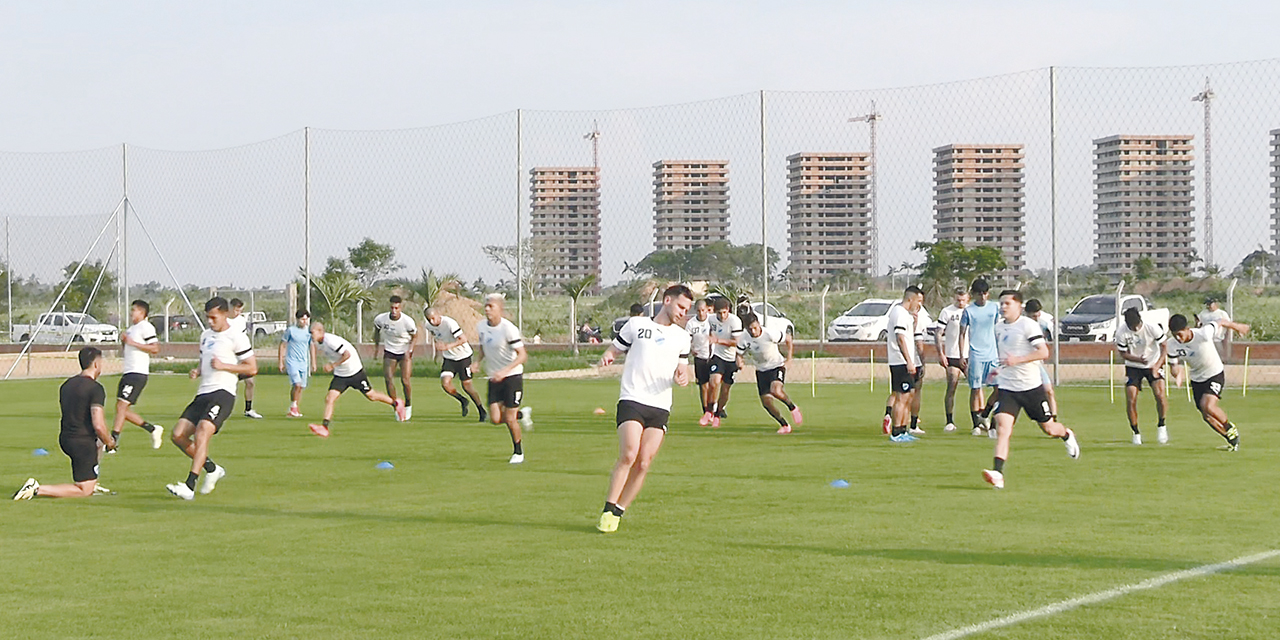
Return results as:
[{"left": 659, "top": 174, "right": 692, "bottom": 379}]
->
[
  {"left": 227, "top": 298, "right": 263, "bottom": 419},
  {"left": 1197, "top": 297, "right": 1231, "bottom": 339},
  {"left": 982, "top": 290, "right": 1080, "bottom": 490},
  {"left": 111, "top": 299, "right": 164, "bottom": 450},
  {"left": 1114, "top": 307, "right": 1169, "bottom": 445},
  {"left": 881, "top": 299, "right": 931, "bottom": 435},
  {"left": 307, "top": 322, "right": 406, "bottom": 437},
  {"left": 1166, "top": 313, "right": 1250, "bottom": 451},
  {"left": 424, "top": 307, "right": 486, "bottom": 422},
  {"left": 165, "top": 297, "right": 257, "bottom": 500},
  {"left": 473, "top": 294, "right": 528, "bottom": 464},
  {"left": 12, "top": 347, "right": 118, "bottom": 500},
  {"left": 374, "top": 295, "right": 418, "bottom": 420},
  {"left": 886, "top": 286, "right": 924, "bottom": 442},
  {"left": 1024, "top": 298, "right": 1059, "bottom": 419},
  {"left": 702, "top": 296, "right": 743, "bottom": 428},
  {"left": 597, "top": 284, "right": 694, "bottom": 533},
  {"left": 934, "top": 287, "right": 970, "bottom": 433},
  {"left": 278, "top": 309, "right": 315, "bottom": 417},
  {"left": 959, "top": 278, "right": 1000, "bottom": 437},
  {"left": 738, "top": 312, "right": 802, "bottom": 434},
  {"left": 685, "top": 299, "right": 714, "bottom": 420}
]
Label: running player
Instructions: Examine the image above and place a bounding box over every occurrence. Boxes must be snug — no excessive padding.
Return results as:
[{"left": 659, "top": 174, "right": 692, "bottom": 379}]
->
[
  {"left": 165, "top": 297, "right": 256, "bottom": 500},
  {"left": 934, "top": 287, "right": 970, "bottom": 433},
  {"left": 738, "top": 312, "right": 801, "bottom": 434},
  {"left": 597, "top": 284, "right": 694, "bottom": 533},
  {"left": 1166, "top": 313, "right": 1250, "bottom": 451},
  {"left": 307, "top": 322, "right": 406, "bottom": 437},
  {"left": 374, "top": 295, "right": 417, "bottom": 421},
  {"left": 702, "top": 296, "right": 743, "bottom": 428},
  {"left": 686, "top": 299, "right": 714, "bottom": 421},
  {"left": 227, "top": 298, "right": 263, "bottom": 419},
  {"left": 959, "top": 278, "right": 999, "bottom": 437},
  {"left": 278, "top": 309, "right": 315, "bottom": 417},
  {"left": 982, "top": 290, "right": 1080, "bottom": 490},
  {"left": 12, "top": 347, "right": 118, "bottom": 500},
  {"left": 887, "top": 286, "right": 924, "bottom": 442},
  {"left": 1114, "top": 307, "right": 1169, "bottom": 445},
  {"left": 424, "top": 307, "right": 486, "bottom": 422},
  {"left": 473, "top": 294, "right": 528, "bottom": 464},
  {"left": 111, "top": 299, "right": 164, "bottom": 449},
  {"left": 1024, "top": 298, "right": 1059, "bottom": 419}
]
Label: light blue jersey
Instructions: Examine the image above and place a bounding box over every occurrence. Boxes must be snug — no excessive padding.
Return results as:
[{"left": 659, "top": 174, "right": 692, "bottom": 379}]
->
[
  {"left": 960, "top": 302, "right": 999, "bottom": 362},
  {"left": 281, "top": 326, "right": 312, "bottom": 366}
]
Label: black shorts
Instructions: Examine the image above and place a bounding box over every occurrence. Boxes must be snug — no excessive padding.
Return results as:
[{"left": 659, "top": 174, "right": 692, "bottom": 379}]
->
[
  {"left": 384, "top": 350, "right": 407, "bottom": 363},
  {"left": 179, "top": 390, "right": 236, "bottom": 433},
  {"left": 59, "top": 436, "right": 99, "bottom": 483},
  {"left": 1125, "top": 366, "right": 1161, "bottom": 390},
  {"left": 890, "top": 365, "right": 923, "bottom": 394},
  {"left": 756, "top": 367, "right": 786, "bottom": 396},
  {"left": 616, "top": 399, "right": 670, "bottom": 432},
  {"left": 237, "top": 373, "right": 255, "bottom": 381},
  {"left": 330, "top": 371, "right": 374, "bottom": 396},
  {"left": 1191, "top": 372, "right": 1225, "bottom": 409},
  {"left": 441, "top": 356, "right": 473, "bottom": 381},
  {"left": 487, "top": 374, "right": 524, "bottom": 408},
  {"left": 993, "top": 386, "right": 1054, "bottom": 423},
  {"left": 116, "top": 373, "right": 148, "bottom": 405},
  {"left": 946, "top": 359, "right": 966, "bottom": 373},
  {"left": 694, "top": 357, "right": 712, "bottom": 385},
  {"left": 708, "top": 356, "right": 738, "bottom": 385}
]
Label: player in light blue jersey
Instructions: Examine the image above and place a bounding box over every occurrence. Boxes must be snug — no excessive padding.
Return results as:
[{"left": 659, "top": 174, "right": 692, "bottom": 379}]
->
[
  {"left": 278, "top": 309, "right": 316, "bottom": 417},
  {"left": 959, "top": 278, "right": 1000, "bottom": 436}
]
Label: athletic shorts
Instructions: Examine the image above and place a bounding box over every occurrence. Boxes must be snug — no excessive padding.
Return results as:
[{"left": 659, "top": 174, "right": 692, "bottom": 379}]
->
[
  {"left": 755, "top": 366, "right": 785, "bottom": 396},
  {"left": 967, "top": 358, "right": 998, "bottom": 389},
  {"left": 1191, "top": 372, "right": 1225, "bottom": 409},
  {"left": 993, "top": 385, "right": 1053, "bottom": 423},
  {"left": 1125, "top": 366, "right": 1160, "bottom": 390},
  {"left": 694, "top": 357, "right": 712, "bottom": 385},
  {"left": 116, "top": 373, "right": 148, "bottom": 405},
  {"left": 616, "top": 399, "right": 670, "bottom": 432},
  {"left": 708, "top": 356, "right": 738, "bottom": 385},
  {"left": 946, "top": 357, "right": 966, "bottom": 373},
  {"left": 384, "top": 350, "right": 407, "bottom": 363},
  {"left": 179, "top": 390, "right": 236, "bottom": 432},
  {"left": 889, "top": 364, "right": 923, "bottom": 394},
  {"left": 237, "top": 373, "right": 255, "bottom": 381},
  {"left": 330, "top": 371, "right": 373, "bottom": 396},
  {"left": 59, "top": 436, "right": 99, "bottom": 483},
  {"left": 286, "top": 362, "right": 308, "bottom": 387},
  {"left": 441, "top": 356, "right": 473, "bottom": 381},
  {"left": 487, "top": 374, "right": 524, "bottom": 408}
]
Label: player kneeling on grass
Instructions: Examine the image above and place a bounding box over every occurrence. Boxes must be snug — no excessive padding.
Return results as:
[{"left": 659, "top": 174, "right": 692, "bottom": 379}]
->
[
  {"left": 1166, "top": 313, "right": 1250, "bottom": 451},
  {"left": 424, "top": 307, "right": 487, "bottom": 422},
  {"left": 308, "top": 322, "right": 406, "bottom": 438},
  {"left": 473, "top": 294, "right": 529, "bottom": 464},
  {"left": 1114, "top": 307, "right": 1169, "bottom": 445},
  {"left": 982, "top": 290, "right": 1080, "bottom": 490},
  {"left": 13, "top": 347, "right": 118, "bottom": 500},
  {"left": 738, "top": 313, "right": 801, "bottom": 434},
  {"left": 597, "top": 284, "right": 694, "bottom": 533}
]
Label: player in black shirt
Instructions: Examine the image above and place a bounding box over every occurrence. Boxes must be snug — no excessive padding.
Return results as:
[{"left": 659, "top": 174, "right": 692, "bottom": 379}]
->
[{"left": 12, "top": 347, "right": 117, "bottom": 500}]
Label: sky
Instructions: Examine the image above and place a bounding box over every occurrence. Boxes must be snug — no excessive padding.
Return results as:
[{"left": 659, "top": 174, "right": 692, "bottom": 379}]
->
[{"left": 0, "top": 1, "right": 1277, "bottom": 290}]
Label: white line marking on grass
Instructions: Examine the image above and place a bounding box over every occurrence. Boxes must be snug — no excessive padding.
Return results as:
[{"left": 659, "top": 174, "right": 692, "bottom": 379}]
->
[{"left": 921, "top": 549, "right": 1280, "bottom": 640}]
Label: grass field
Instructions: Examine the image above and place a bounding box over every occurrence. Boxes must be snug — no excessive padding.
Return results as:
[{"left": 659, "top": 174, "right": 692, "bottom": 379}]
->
[{"left": 2, "top": 372, "right": 1278, "bottom": 639}]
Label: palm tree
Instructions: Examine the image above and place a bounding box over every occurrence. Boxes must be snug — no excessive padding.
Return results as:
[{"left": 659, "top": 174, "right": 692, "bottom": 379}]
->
[
  {"left": 301, "top": 267, "right": 374, "bottom": 327},
  {"left": 562, "top": 274, "right": 597, "bottom": 356},
  {"left": 400, "top": 268, "right": 461, "bottom": 309}
]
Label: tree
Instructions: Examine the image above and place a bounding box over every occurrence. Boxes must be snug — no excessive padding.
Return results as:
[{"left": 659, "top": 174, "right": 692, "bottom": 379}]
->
[
  {"left": 301, "top": 267, "right": 374, "bottom": 326},
  {"left": 483, "top": 237, "right": 556, "bottom": 299},
  {"left": 347, "top": 238, "right": 404, "bottom": 288},
  {"left": 562, "top": 274, "right": 597, "bottom": 356},
  {"left": 1131, "top": 256, "right": 1156, "bottom": 282},
  {"left": 1236, "top": 248, "right": 1275, "bottom": 286},
  {"left": 627, "top": 242, "right": 780, "bottom": 287},
  {"left": 912, "top": 240, "right": 1007, "bottom": 304},
  {"left": 59, "top": 260, "right": 117, "bottom": 319},
  {"left": 399, "top": 268, "right": 461, "bottom": 308}
]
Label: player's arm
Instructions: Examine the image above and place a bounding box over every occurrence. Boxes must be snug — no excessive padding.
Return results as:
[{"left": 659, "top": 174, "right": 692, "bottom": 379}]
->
[
  {"left": 405, "top": 324, "right": 417, "bottom": 359},
  {"left": 601, "top": 318, "right": 634, "bottom": 367},
  {"left": 310, "top": 341, "right": 318, "bottom": 374},
  {"left": 278, "top": 339, "right": 287, "bottom": 372},
  {"left": 781, "top": 329, "right": 793, "bottom": 365},
  {"left": 1007, "top": 331, "right": 1049, "bottom": 366},
  {"left": 894, "top": 323, "right": 915, "bottom": 373},
  {"left": 1115, "top": 337, "right": 1142, "bottom": 363},
  {"left": 1218, "top": 319, "right": 1250, "bottom": 337},
  {"left": 90, "top": 387, "right": 115, "bottom": 451},
  {"left": 934, "top": 319, "right": 948, "bottom": 367},
  {"left": 212, "top": 338, "right": 257, "bottom": 376},
  {"left": 1153, "top": 341, "right": 1168, "bottom": 377},
  {"left": 372, "top": 325, "right": 382, "bottom": 348},
  {"left": 674, "top": 351, "right": 690, "bottom": 387},
  {"left": 957, "top": 314, "right": 970, "bottom": 366}
]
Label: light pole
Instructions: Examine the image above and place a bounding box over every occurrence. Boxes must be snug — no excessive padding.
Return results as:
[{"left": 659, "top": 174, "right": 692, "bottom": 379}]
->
[
  {"left": 849, "top": 102, "right": 882, "bottom": 281},
  {"left": 1192, "top": 77, "right": 1215, "bottom": 271}
]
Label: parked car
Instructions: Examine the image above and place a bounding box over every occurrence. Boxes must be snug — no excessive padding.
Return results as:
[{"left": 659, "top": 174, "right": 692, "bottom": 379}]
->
[
  {"left": 610, "top": 297, "right": 794, "bottom": 339},
  {"left": 827, "top": 298, "right": 932, "bottom": 342},
  {"left": 13, "top": 312, "right": 119, "bottom": 344},
  {"left": 244, "top": 311, "right": 288, "bottom": 338},
  {"left": 168, "top": 315, "right": 195, "bottom": 331},
  {"left": 1059, "top": 294, "right": 1169, "bottom": 343}
]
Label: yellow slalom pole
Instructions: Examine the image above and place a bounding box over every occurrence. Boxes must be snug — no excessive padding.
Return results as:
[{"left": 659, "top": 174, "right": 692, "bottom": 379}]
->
[
  {"left": 1109, "top": 350, "right": 1115, "bottom": 404},
  {"left": 1185, "top": 362, "right": 1192, "bottom": 403},
  {"left": 1243, "top": 346, "right": 1250, "bottom": 397},
  {"left": 811, "top": 351, "right": 816, "bottom": 398},
  {"left": 869, "top": 349, "right": 875, "bottom": 393}
]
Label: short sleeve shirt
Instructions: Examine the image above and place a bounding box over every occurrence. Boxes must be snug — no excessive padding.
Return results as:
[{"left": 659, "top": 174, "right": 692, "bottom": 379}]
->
[
  {"left": 1167, "top": 324, "right": 1224, "bottom": 383},
  {"left": 477, "top": 318, "right": 524, "bottom": 377},
  {"left": 994, "top": 315, "right": 1047, "bottom": 392},
  {"left": 709, "top": 313, "right": 744, "bottom": 361},
  {"left": 738, "top": 326, "right": 786, "bottom": 371},
  {"left": 374, "top": 312, "right": 418, "bottom": 355},
  {"left": 122, "top": 320, "right": 159, "bottom": 375},
  {"left": 613, "top": 317, "right": 692, "bottom": 411},
  {"left": 281, "top": 326, "right": 312, "bottom": 366},
  {"left": 59, "top": 374, "right": 106, "bottom": 440},
  {"left": 318, "top": 333, "right": 364, "bottom": 378},
  {"left": 961, "top": 302, "right": 1000, "bottom": 361},
  {"left": 886, "top": 305, "right": 919, "bottom": 367},
  {"left": 1115, "top": 322, "right": 1166, "bottom": 370},
  {"left": 197, "top": 328, "right": 254, "bottom": 395},
  {"left": 1197, "top": 309, "right": 1230, "bottom": 341},
  {"left": 686, "top": 317, "right": 712, "bottom": 360},
  {"left": 425, "top": 316, "right": 473, "bottom": 361},
  {"left": 935, "top": 305, "right": 969, "bottom": 359}
]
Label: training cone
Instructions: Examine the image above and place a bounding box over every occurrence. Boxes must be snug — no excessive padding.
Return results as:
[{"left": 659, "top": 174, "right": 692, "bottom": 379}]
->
[
  {"left": 376, "top": 461, "right": 394, "bottom": 470},
  {"left": 829, "top": 479, "right": 850, "bottom": 489},
  {"left": 33, "top": 448, "right": 48, "bottom": 456},
  {"left": 593, "top": 407, "right": 607, "bottom": 415}
]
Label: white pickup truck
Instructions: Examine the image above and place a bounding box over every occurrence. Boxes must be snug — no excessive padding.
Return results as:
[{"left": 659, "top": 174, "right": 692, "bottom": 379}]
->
[
  {"left": 12, "top": 312, "right": 119, "bottom": 344},
  {"left": 244, "top": 311, "right": 288, "bottom": 338},
  {"left": 1059, "top": 294, "right": 1170, "bottom": 343}
]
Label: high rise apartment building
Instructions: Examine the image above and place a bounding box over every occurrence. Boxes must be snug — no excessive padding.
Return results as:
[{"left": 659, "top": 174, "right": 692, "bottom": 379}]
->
[
  {"left": 1093, "top": 135, "right": 1195, "bottom": 277},
  {"left": 529, "top": 167, "right": 601, "bottom": 291},
  {"left": 785, "top": 152, "right": 872, "bottom": 288},
  {"left": 652, "top": 160, "right": 729, "bottom": 252},
  {"left": 932, "top": 144, "right": 1026, "bottom": 275},
  {"left": 1271, "top": 129, "right": 1280, "bottom": 256}
]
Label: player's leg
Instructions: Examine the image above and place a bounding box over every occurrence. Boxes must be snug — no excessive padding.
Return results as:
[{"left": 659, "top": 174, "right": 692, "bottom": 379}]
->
[
  {"left": 33, "top": 438, "right": 101, "bottom": 498},
  {"left": 502, "top": 405, "right": 523, "bottom": 460},
  {"left": 183, "top": 421, "right": 217, "bottom": 489},
  {"left": 398, "top": 357, "right": 413, "bottom": 415},
  {"left": 910, "top": 372, "right": 924, "bottom": 434},
  {"left": 28, "top": 479, "right": 97, "bottom": 498},
  {"left": 1125, "top": 376, "right": 1142, "bottom": 441},
  {"left": 769, "top": 379, "right": 799, "bottom": 419},
  {"left": 1197, "top": 394, "right": 1230, "bottom": 436},
  {"left": 459, "top": 378, "right": 487, "bottom": 421},
  {"left": 441, "top": 371, "right": 469, "bottom": 416},
  {"left": 243, "top": 376, "right": 259, "bottom": 417},
  {"left": 967, "top": 360, "right": 987, "bottom": 433},
  {"left": 308, "top": 388, "right": 344, "bottom": 437},
  {"left": 382, "top": 356, "right": 399, "bottom": 403},
  {"left": 616, "top": 426, "right": 666, "bottom": 509},
  {"left": 603, "top": 421, "right": 643, "bottom": 515},
  {"left": 944, "top": 365, "right": 960, "bottom": 430},
  {"left": 170, "top": 418, "right": 197, "bottom": 459},
  {"left": 1152, "top": 375, "right": 1169, "bottom": 443}
]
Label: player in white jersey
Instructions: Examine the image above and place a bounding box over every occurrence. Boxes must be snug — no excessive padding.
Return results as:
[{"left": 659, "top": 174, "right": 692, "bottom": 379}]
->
[
  {"left": 702, "top": 296, "right": 744, "bottom": 429},
  {"left": 165, "top": 297, "right": 257, "bottom": 500},
  {"left": 685, "top": 300, "right": 714, "bottom": 421},
  {"left": 306, "top": 322, "right": 405, "bottom": 438},
  {"left": 982, "top": 290, "right": 1079, "bottom": 489},
  {"left": 111, "top": 299, "right": 164, "bottom": 450},
  {"left": 227, "top": 299, "right": 263, "bottom": 419},
  {"left": 374, "top": 295, "right": 418, "bottom": 420},
  {"left": 472, "top": 294, "right": 529, "bottom": 464},
  {"left": 424, "top": 307, "right": 486, "bottom": 422},
  {"left": 1114, "top": 307, "right": 1169, "bottom": 445},
  {"left": 1024, "top": 298, "right": 1059, "bottom": 421},
  {"left": 738, "top": 313, "right": 802, "bottom": 434},
  {"left": 882, "top": 301, "right": 931, "bottom": 436},
  {"left": 1167, "top": 313, "right": 1250, "bottom": 451},
  {"left": 886, "top": 287, "right": 924, "bottom": 442},
  {"left": 596, "top": 284, "right": 694, "bottom": 533},
  {"left": 933, "top": 288, "right": 970, "bottom": 433}
]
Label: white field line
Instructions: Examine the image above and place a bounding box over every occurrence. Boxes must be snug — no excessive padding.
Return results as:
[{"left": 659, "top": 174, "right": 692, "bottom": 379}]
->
[{"left": 920, "top": 549, "right": 1280, "bottom": 640}]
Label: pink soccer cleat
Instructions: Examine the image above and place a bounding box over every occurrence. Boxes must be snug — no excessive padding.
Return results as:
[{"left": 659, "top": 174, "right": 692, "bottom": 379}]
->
[
  {"left": 790, "top": 406, "right": 803, "bottom": 426},
  {"left": 711, "top": 415, "right": 721, "bottom": 429},
  {"left": 308, "top": 423, "right": 330, "bottom": 438},
  {"left": 699, "top": 411, "right": 713, "bottom": 427},
  {"left": 287, "top": 407, "right": 302, "bottom": 418},
  {"left": 776, "top": 424, "right": 792, "bottom": 435},
  {"left": 881, "top": 414, "right": 891, "bottom": 435}
]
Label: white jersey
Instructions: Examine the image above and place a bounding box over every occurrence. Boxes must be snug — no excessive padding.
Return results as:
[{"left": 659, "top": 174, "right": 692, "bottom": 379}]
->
[
  {"left": 935, "top": 304, "right": 969, "bottom": 359},
  {"left": 196, "top": 327, "right": 254, "bottom": 395},
  {"left": 317, "top": 333, "right": 364, "bottom": 378},
  {"left": 1035, "top": 312, "right": 1055, "bottom": 338},
  {"left": 122, "top": 320, "right": 159, "bottom": 375},
  {"left": 1197, "top": 309, "right": 1230, "bottom": 341},
  {"left": 738, "top": 326, "right": 786, "bottom": 371},
  {"left": 1115, "top": 321, "right": 1166, "bottom": 370},
  {"left": 477, "top": 318, "right": 524, "bottom": 378},
  {"left": 994, "top": 315, "right": 1047, "bottom": 392},
  {"left": 374, "top": 312, "right": 417, "bottom": 355},
  {"left": 886, "top": 305, "right": 919, "bottom": 367},
  {"left": 227, "top": 314, "right": 248, "bottom": 336},
  {"left": 613, "top": 317, "right": 692, "bottom": 411},
  {"left": 425, "top": 315, "right": 472, "bottom": 361},
  {"left": 1167, "top": 324, "right": 1224, "bottom": 383},
  {"left": 686, "top": 317, "right": 712, "bottom": 360},
  {"left": 914, "top": 307, "right": 932, "bottom": 344},
  {"left": 709, "top": 313, "right": 743, "bottom": 361}
]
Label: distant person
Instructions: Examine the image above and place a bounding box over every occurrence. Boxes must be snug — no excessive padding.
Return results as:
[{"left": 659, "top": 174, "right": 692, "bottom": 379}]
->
[
  {"left": 227, "top": 298, "right": 263, "bottom": 419},
  {"left": 959, "top": 278, "right": 1000, "bottom": 437},
  {"left": 703, "top": 296, "right": 744, "bottom": 428},
  {"left": 1114, "top": 307, "right": 1169, "bottom": 445},
  {"left": 424, "top": 307, "right": 486, "bottom": 422},
  {"left": 374, "top": 295, "right": 418, "bottom": 420},
  {"left": 278, "top": 309, "right": 315, "bottom": 417},
  {"left": 738, "top": 313, "right": 801, "bottom": 434},
  {"left": 886, "top": 287, "right": 924, "bottom": 442},
  {"left": 307, "top": 322, "right": 406, "bottom": 438},
  {"left": 1197, "top": 297, "right": 1231, "bottom": 341},
  {"left": 473, "top": 294, "right": 529, "bottom": 464},
  {"left": 1024, "top": 298, "right": 1058, "bottom": 418},
  {"left": 629, "top": 303, "right": 644, "bottom": 317},
  {"left": 1167, "top": 313, "right": 1250, "bottom": 451},
  {"left": 933, "top": 287, "right": 970, "bottom": 433},
  {"left": 111, "top": 299, "right": 164, "bottom": 450},
  {"left": 685, "top": 300, "right": 714, "bottom": 422}
]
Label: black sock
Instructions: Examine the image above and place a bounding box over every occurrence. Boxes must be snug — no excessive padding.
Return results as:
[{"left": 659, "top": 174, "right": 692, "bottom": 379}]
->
[
  {"left": 946, "top": 412, "right": 954, "bottom": 425},
  {"left": 782, "top": 399, "right": 795, "bottom": 410},
  {"left": 513, "top": 440, "right": 523, "bottom": 455},
  {"left": 604, "top": 501, "right": 617, "bottom": 514},
  {"left": 245, "top": 400, "right": 253, "bottom": 412},
  {"left": 185, "top": 472, "right": 199, "bottom": 491},
  {"left": 891, "top": 426, "right": 906, "bottom": 436},
  {"left": 993, "top": 457, "right": 1005, "bottom": 473},
  {"left": 1158, "top": 417, "right": 1166, "bottom": 427},
  {"left": 203, "top": 459, "right": 217, "bottom": 473},
  {"left": 140, "top": 422, "right": 156, "bottom": 433},
  {"left": 980, "top": 404, "right": 993, "bottom": 418},
  {"left": 884, "top": 406, "right": 892, "bottom": 417},
  {"left": 452, "top": 392, "right": 467, "bottom": 405},
  {"left": 910, "top": 415, "right": 919, "bottom": 429},
  {"left": 323, "top": 419, "right": 331, "bottom": 427},
  {"left": 971, "top": 411, "right": 983, "bottom": 428},
  {"left": 111, "top": 430, "right": 121, "bottom": 444},
  {"left": 1130, "top": 423, "right": 1140, "bottom": 435},
  {"left": 773, "top": 414, "right": 788, "bottom": 427}
]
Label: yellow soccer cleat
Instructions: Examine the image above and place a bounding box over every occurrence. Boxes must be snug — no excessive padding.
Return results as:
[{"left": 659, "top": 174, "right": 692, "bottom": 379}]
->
[{"left": 597, "top": 512, "right": 620, "bottom": 533}]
